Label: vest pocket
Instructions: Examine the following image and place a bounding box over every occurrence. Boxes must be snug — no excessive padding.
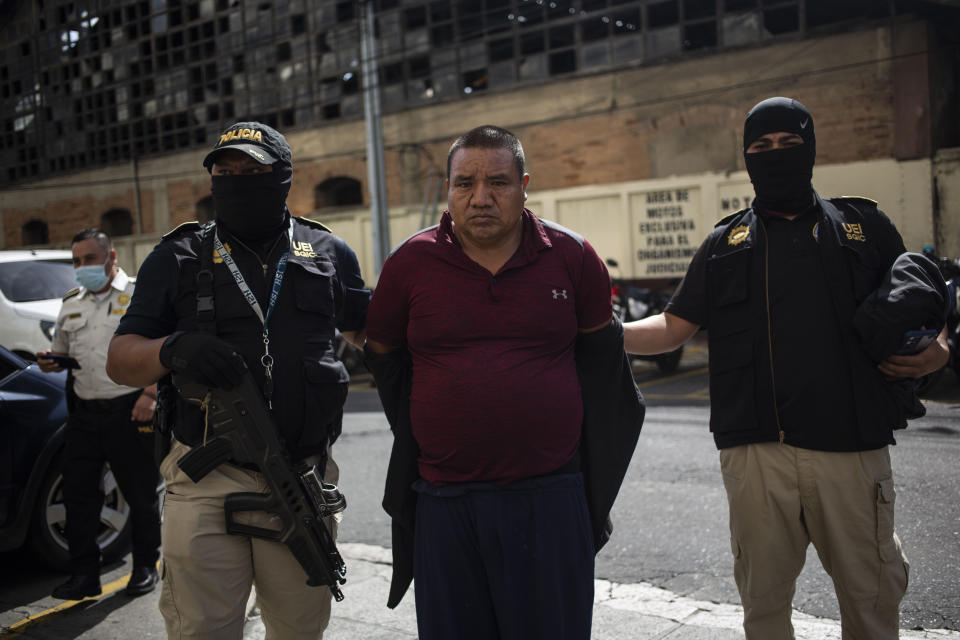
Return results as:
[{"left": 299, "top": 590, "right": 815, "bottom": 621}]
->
[
  {"left": 300, "top": 358, "right": 349, "bottom": 449},
  {"left": 292, "top": 260, "right": 335, "bottom": 317},
  {"left": 708, "top": 327, "right": 758, "bottom": 434},
  {"left": 708, "top": 250, "right": 749, "bottom": 308}
]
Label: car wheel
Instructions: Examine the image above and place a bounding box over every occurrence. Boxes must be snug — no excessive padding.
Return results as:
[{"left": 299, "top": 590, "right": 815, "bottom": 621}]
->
[{"left": 29, "top": 452, "right": 132, "bottom": 572}]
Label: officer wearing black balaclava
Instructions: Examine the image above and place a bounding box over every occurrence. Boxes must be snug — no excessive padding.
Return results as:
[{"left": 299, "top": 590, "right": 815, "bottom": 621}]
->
[
  {"left": 205, "top": 122, "right": 294, "bottom": 244},
  {"left": 622, "top": 97, "right": 950, "bottom": 639},
  {"left": 742, "top": 96, "right": 816, "bottom": 215},
  {"left": 107, "top": 121, "right": 370, "bottom": 638}
]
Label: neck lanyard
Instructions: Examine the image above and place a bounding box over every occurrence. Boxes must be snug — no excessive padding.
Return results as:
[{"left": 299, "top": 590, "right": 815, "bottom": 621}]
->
[{"left": 213, "top": 224, "right": 294, "bottom": 408}]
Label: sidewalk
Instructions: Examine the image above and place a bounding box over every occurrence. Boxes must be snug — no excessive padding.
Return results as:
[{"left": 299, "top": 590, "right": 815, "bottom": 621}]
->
[{"left": 240, "top": 543, "right": 960, "bottom": 640}]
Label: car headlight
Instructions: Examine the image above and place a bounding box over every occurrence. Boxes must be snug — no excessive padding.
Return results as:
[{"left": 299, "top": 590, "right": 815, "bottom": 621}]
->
[{"left": 40, "top": 319, "right": 56, "bottom": 342}]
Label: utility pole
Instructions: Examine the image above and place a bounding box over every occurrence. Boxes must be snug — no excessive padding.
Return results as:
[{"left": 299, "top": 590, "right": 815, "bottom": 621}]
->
[
  {"left": 360, "top": 0, "right": 390, "bottom": 276},
  {"left": 132, "top": 156, "right": 145, "bottom": 235}
]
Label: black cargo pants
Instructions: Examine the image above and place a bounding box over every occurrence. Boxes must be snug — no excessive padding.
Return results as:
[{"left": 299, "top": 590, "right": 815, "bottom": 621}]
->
[{"left": 62, "top": 390, "right": 161, "bottom": 575}]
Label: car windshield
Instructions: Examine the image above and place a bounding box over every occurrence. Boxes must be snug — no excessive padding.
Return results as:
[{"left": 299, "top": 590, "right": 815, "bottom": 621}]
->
[{"left": 0, "top": 259, "right": 76, "bottom": 302}]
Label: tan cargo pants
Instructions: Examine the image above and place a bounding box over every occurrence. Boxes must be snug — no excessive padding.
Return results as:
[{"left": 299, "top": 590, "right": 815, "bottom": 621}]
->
[
  {"left": 158, "top": 439, "right": 339, "bottom": 640},
  {"left": 720, "top": 442, "right": 909, "bottom": 640}
]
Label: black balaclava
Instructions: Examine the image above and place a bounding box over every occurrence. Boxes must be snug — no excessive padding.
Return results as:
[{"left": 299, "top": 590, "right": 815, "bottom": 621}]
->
[
  {"left": 743, "top": 97, "right": 816, "bottom": 214},
  {"left": 210, "top": 163, "right": 292, "bottom": 243},
  {"left": 204, "top": 121, "right": 294, "bottom": 243}
]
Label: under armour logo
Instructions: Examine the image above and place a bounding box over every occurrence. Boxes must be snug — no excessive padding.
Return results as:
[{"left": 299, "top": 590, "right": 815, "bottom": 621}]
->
[
  {"left": 800, "top": 118, "right": 809, "bottom": 129},
  {"left": 552, "top": 289, "right": 568, "bottom": 299}
]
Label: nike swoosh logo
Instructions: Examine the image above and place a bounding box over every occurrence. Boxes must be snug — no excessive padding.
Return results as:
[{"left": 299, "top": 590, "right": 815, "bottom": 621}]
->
[{"left": 800, "top": 118, "right": 809, "bottom": 129}]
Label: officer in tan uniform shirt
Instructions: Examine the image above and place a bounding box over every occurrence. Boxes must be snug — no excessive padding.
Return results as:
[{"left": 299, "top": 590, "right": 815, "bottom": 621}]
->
[{"left": 37, "top": 228, "right": 161, "bottom": 600}]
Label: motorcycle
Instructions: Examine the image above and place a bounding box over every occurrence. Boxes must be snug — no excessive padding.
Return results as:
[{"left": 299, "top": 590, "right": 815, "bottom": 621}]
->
[{"left": 607, "top": 259, "right": 683, "bottom": 373}]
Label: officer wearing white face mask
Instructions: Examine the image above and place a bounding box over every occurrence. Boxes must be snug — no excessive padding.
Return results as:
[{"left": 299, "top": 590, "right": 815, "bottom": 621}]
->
[{"left": 37, "top": 228, "right": 161, "bottom": 600}]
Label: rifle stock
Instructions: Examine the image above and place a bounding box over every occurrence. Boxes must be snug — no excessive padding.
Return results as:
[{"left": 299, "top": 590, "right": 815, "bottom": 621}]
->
[{"left": 173, "top": 373, "right": 347, "bottom": 601}]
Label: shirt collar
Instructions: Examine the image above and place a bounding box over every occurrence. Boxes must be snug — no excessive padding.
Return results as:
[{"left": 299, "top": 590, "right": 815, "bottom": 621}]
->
[
  {"left": 521, "top": 208, "right": 553, "bottom": 259},
  {"left": 111, "top": 267, "right": 130, "bottom": 291}
]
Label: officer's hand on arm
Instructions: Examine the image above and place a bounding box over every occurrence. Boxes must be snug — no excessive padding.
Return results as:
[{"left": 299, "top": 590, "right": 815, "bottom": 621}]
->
[
  {"left": 35, "top": 350, "right": 66, "bottom": 373},
  {"left": 624, "top": 312, "right": 699, "bottom": 355},
  {"left": 877, "top": 327, "right": 950, "bottom": 379},
  {"left": 131, "top": 384, "right": 158, "bottom": 422}
]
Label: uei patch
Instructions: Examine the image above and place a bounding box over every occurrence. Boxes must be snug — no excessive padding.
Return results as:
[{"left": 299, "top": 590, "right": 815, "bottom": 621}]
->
[
  {"left": 292, "top": 240, "right": 317, "bottom": 258},
  {"left": 728, "top": 225, "right": 750, "bottom": 246},
  {"left": 213, "top": 242, "right": 232, "bottom": 263},
  {"left": 118, "top": 293, "right": 131, "bottom": 305},
  {"left": 842, "top": 222, "right": 866, "bottom": 242},
  {"left": 812, "top": 222, "right": 819, "bottom": 242}
]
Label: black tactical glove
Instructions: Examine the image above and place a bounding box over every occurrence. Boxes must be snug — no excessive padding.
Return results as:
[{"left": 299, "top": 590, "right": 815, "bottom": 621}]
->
[{"left": 158, "top": 331, "right": 247, "bottom": 390}]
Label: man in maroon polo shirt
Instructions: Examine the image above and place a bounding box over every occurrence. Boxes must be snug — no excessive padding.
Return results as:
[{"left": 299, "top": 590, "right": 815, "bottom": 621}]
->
[{"left": 366, "top": 125, "right": 615, "bottom": 639}]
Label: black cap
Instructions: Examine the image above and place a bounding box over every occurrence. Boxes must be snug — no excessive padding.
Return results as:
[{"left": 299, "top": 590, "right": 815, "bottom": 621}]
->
[
  {"left": 203, "top": 121, "right": 292, "bottom": 169},
  {"left": 743, "top": 97, "right": 815, "bottom": 156}
]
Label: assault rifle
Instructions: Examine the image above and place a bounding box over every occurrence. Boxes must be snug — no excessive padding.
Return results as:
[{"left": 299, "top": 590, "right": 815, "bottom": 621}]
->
[{"left": 173, "top": 372, "right": 348, "bottom": 601}]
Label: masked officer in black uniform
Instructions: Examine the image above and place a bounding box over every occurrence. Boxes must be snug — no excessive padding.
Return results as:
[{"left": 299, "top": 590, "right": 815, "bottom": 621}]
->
[
  {"left": 622, "top": 97, "right": 948, "bottom": 639},
  {"left": 107, "top": 122, "right": 369, "bottom": 639}
]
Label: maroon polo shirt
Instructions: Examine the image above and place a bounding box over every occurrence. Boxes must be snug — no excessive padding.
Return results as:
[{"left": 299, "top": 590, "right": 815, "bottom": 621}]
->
[{"left": 366, "top": 209, "right": 612, "bottom": 485}]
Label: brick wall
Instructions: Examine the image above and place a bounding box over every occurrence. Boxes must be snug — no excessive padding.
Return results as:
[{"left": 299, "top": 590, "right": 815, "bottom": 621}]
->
[{"left": 4, "top": 189, "right": 154, "bottom": 247}]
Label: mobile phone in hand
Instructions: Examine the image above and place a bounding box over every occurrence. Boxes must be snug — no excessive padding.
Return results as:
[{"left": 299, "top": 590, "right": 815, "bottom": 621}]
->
[
  {"left": 40, "top": 354, "right": 82, "bottom": 369},
  {"left": 895, "top": 329, "right": 938, "bottom": 356}
]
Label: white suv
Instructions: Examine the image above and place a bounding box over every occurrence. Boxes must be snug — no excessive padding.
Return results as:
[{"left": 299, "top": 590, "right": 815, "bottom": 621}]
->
[{"left": 0, "top": 250, "right": 76, "bottom": 360}]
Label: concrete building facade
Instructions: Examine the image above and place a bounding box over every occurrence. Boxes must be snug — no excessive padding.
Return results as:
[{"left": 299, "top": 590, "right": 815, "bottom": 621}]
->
[{"left": 1, "top": 1, "right": 958, "bottom": 281}]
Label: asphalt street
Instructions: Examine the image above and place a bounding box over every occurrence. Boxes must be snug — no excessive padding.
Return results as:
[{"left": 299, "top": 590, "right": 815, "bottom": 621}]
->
[{"left": 2, "top": 339, "right": 959, "bottom": 638}]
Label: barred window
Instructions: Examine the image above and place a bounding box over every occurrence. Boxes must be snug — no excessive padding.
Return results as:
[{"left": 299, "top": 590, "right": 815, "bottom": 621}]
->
[{"left": 0, "top": 0, "right": 901, "bottom": 188}]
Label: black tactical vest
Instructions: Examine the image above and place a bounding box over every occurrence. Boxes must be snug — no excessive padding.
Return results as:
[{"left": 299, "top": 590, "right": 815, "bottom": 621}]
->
[
  {"left": 162, "top": 219, "right": 349, "bottom": 460},
  {"left": 702, "top": 195, "right": 907, "bottom": 449}
]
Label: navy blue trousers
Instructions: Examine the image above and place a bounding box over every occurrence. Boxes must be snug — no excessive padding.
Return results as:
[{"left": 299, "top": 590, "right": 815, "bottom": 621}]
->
[{"left": 413, "top": 472, "right": 594, "bottom": 640}]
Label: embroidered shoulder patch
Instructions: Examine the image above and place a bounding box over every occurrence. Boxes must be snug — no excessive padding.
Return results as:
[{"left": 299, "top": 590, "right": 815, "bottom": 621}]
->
[{"left": 841, "top": 222, "right": 866, "bottom": 242}]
